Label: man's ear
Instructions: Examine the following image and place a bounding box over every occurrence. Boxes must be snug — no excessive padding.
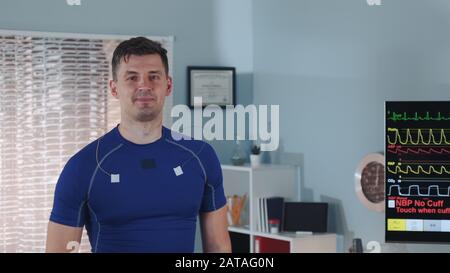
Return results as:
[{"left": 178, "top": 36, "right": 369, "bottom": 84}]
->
[
  {"left": 109, "top": 79, "right": 119, "bottom": 99},
  {"left": 165, "top": 76, "right": 173, "bottom": 97}
]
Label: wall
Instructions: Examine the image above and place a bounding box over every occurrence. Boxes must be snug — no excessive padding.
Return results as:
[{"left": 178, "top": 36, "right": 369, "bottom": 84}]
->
[
  {"left": 0, "top": 0, "right": 253, "bottom": 252},
  {"left": 253, "top": 0, "right": 450, "bottom": 252},
  {"left": 3, "top": 0, "right": 450, "bottom": 253},
  {"left": 0, "top": 0, "right": 253, "bottom": 162}
]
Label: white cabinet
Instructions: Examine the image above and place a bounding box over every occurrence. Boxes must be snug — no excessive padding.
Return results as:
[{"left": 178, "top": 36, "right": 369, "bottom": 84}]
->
[{"left": 222, "top": 164, "right": 337, "bottom": 253}]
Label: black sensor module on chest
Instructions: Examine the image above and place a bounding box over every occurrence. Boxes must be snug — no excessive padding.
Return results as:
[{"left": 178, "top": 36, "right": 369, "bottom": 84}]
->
[{"left": 141, "top": 159, "right": 156, "bottom": 169}]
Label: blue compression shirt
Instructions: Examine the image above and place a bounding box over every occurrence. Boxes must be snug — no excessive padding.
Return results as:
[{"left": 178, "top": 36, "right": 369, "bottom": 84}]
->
[{"left": 49, "top": 125, "right": 226, "bottom": 253}]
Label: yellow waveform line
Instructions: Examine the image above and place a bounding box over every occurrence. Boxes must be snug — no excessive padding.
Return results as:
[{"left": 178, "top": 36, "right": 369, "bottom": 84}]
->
[
  {"left": 387, "top": 165, "right": 450, "bottom": 175},
  {"left": 387, "top": 128, "right": 450, "bottom": 145}
]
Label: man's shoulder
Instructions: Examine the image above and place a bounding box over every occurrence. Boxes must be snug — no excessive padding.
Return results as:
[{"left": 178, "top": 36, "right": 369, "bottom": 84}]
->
[
  {"left": 164, "top": 127, "right": 217, "bottom": 158},
  {"left": 67, "top": 128, "right": 120, "bottom": 167}
]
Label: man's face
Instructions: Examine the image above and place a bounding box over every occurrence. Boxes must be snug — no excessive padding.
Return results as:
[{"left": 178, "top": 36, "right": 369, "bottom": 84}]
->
[{"left": 110, "top": 54, "right": 172, "bottom": 122}]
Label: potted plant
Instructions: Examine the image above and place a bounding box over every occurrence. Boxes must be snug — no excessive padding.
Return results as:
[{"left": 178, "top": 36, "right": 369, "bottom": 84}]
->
[{"left": 250, "top": 145, "right": 261, "bottom": 167}]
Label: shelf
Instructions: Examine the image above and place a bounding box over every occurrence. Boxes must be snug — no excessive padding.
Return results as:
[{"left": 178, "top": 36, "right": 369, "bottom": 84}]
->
[
  {"left": 230, "top": 226, "right": 335, "bottom": 242},
  {"left": 253, "top": 231, "right": 292, "bottom": 242},
  {"left": 253, "top": 231, "right": 335, "bottom": 241},
  {"left": 222, "top": 165, "right": 252, "bottom": 172},
  {"left": 222, "top": 164, "right": 304, "bottom": 252},
  {"left": 253, "top": 232, "right": 338, "bottom": 253},
  {"left": 228, "top": 226, "right": 251, "bottom": 235},
  {"left": 221, "top": 164, "right": 297, "bottom": 172}
]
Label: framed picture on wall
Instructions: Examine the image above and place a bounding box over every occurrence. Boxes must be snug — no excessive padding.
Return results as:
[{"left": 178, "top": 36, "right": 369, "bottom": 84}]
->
[{"left": 188, "top": 66, "right": 236, "bottom": 108}]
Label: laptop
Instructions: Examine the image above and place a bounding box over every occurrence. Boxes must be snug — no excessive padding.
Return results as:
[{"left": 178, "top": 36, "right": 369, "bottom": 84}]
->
[{"left": 282, "top": 202, "right": 328, "bottom": 233}]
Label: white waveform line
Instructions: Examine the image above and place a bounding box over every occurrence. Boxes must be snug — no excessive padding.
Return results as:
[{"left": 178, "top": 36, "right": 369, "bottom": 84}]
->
[{"left": 387, "top": 185, "right": 450, "bottom": 197}]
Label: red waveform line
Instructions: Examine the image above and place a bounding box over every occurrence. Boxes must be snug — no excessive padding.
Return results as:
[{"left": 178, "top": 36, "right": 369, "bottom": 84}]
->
[{"left": 388, "top": 147, "right": 450, "bottom": 154}]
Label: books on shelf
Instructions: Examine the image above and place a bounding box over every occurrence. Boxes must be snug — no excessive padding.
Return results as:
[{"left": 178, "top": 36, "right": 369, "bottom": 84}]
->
[{"left": 257, "top": 197, "right": 284, "bottom": 233}]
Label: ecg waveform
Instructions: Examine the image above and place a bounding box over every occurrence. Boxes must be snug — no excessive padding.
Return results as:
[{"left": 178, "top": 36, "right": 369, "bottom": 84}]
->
[
  {"left": 386, "top": 103, "right": 450, "bottom": 242},
  {"left": 387, "top": 147, "right": 450, "bottom": 155},
  {"left": 387, "top": 185, "right": 450, "bottom": 197},
  {"left": 387, "top": 128, "right": 450, "bottom": 145},
  {"left": 387, "top": 165, "right": 450, "bottom": 175},
  {"left": 387, "top": 111, "right": 450, "bottom": 122}
]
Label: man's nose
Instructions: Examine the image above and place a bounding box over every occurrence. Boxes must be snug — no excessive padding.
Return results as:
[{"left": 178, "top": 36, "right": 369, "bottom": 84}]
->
[{"left": 137, "top": 77, "right": 153, "bottom": 89}]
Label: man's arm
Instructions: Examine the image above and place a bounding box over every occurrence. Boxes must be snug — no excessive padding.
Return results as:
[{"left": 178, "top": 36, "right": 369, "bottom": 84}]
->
[
  {"left": 45, "top": 221, "right": 83, "bottom": 253},
  {"left": 199, "top": 206, "right": 232, "bottom": 253}
]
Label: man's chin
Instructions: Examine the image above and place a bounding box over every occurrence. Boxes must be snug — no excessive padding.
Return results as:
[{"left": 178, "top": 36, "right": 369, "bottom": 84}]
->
[{"left": 135, "top": 110, "right": 159, "bottom": 122}]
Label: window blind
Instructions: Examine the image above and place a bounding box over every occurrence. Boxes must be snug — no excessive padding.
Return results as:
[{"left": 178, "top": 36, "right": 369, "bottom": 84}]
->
[{"left": 0, "top": 32, "right": 173, "bottom": 252}]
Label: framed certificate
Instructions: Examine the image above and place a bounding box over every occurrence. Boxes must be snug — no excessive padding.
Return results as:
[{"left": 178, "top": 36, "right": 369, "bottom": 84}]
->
[{"left": 188, "top": 66, "right": 236, "bottom": 107}]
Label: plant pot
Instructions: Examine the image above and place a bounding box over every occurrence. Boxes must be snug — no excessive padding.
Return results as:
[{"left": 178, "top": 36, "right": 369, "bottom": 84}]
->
[{"left": 250, "top": 154, "right": 261, "bottom": 167}]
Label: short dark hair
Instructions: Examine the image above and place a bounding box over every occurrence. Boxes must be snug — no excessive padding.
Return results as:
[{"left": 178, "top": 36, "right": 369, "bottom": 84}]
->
[{"left": 111, "top": 37, "right": 169, "bottom": 81}]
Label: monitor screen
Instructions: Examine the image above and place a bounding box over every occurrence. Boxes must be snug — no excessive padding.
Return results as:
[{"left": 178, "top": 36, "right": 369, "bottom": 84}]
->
[
  {"left": 282, "top": 202, "right": 328, "bottom": 233},
  {"left": 386, "top": 101, "right": 450, "bottom": 243}
]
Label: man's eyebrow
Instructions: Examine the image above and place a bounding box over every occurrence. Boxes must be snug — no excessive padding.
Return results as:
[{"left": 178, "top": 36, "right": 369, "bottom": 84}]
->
[
  {"left": 123, "top": 70, "right": 164, "bottom": 76},
  {"left": 124, "top": 70, "right": 138, "bottom": 76},
  {"left": 148, "top": 70, "right": 163, "bottom": 75}
]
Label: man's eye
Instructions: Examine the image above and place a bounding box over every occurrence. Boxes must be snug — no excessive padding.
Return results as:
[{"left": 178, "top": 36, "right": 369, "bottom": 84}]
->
[
  {"left": 150, "top": 75, "right": 160, "bottom": 80},
  {"left": 127, "top": 76, "right": 137, "bottom": 81}
]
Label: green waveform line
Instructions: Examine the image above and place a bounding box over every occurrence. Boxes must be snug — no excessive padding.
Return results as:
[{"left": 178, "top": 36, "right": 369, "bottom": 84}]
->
[
  {"left": 387, "top": 165, "right": 450, "bottom": 175},
  {"left": 387, "top": 128, "right": 450, "bottom": 145},
  {"left": 387, "top": 111, "right": 450, "bottom": 121}
]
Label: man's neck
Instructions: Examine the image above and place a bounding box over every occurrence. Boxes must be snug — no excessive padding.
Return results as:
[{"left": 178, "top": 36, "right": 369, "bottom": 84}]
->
[{"left": 118, "top": 118, "right": 163, "bottom": 145}]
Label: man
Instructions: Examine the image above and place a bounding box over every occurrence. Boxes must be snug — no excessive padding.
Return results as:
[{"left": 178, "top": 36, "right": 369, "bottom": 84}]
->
[{"left": 46, "top": 37, "right": 231, "bottom": 253}]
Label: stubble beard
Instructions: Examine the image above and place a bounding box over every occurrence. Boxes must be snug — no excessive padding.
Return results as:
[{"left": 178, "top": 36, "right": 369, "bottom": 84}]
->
[{"left": 134, "top": 105, "right": 163, "bottom": 122}]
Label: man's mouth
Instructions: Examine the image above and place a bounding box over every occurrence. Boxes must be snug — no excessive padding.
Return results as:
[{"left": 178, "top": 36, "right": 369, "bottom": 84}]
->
[{"left": 134, "top": 97, "right": 155, "bottom": 103}]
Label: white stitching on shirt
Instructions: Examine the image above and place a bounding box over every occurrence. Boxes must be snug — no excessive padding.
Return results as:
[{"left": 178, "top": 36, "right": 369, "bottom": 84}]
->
[
  {"left": 164, "top": 139, "right": 218, "bottom": 210},
  {"left": 84, "top": 142, "right": 122, "bottom": 252},
  {"left": 87, "top": 203, "right": 101, "bottom": 253},
  {"left": 76, "top": 200, "right": 86, "bottom": 227},
  {"left": 87, "top": 143, "right": 123, "bottom": 198},
  {"left": 75, "top": 142, "right": 122, "bottom": 228}
]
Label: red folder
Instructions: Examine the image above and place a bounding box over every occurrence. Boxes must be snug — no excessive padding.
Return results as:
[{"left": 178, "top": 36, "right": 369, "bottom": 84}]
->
[{"left": 254, "top": 236, "right": 289, "bottom": 253}]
